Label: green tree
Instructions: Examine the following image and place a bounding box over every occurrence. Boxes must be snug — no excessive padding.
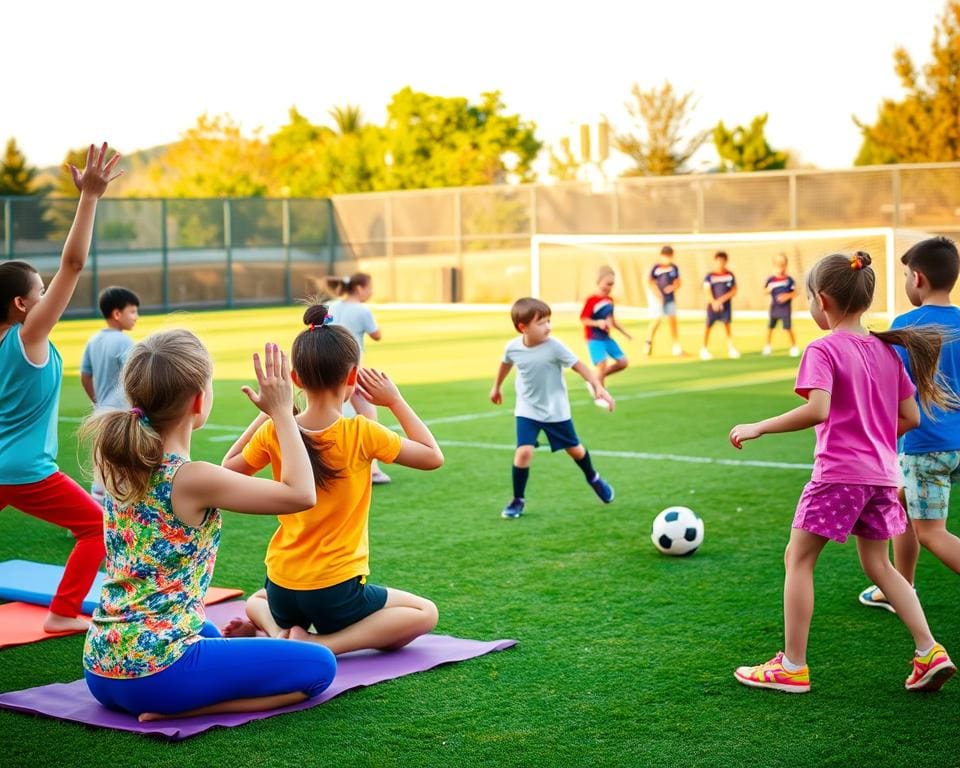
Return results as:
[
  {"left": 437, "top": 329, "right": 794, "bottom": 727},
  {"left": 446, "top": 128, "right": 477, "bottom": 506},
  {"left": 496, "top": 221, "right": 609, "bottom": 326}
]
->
[
  {"left": 615, "top": 82, "right": 708, "bottom": 176},
  {"left": 329, "top": 105, "right": 364, "bottom": 135},
  {"left": 547, "top": 137, "right": 583, "bottom": 182},
  {"left": 0, "top": 138, "right": 38, "bottom": 195},
  {"left": 377, "top": 88, "right": 541, "bottom": 189},
  {"left": 713, "top": 114, "right": 789, "bottom": 171},
  {"left": 855, "top": 0, "right": 960, "bottom": 164}
]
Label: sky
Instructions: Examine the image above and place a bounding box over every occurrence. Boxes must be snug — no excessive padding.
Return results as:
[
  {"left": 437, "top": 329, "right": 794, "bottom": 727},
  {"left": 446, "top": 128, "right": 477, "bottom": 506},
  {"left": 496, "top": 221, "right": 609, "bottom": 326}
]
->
[{"left": 3, "top": 0, "right": 950, "bottom": 175}]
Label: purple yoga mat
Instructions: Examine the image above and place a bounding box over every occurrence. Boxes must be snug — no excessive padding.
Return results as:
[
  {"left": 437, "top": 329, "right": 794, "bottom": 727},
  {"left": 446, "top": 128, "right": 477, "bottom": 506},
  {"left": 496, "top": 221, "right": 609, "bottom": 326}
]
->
[{"left": 0, "top": 629, "right": 517, "bottom": 740}]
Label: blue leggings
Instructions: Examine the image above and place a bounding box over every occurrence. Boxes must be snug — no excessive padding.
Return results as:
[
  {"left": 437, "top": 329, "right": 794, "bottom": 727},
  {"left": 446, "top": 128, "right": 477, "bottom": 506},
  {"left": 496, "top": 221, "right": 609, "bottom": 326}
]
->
[{"left": 84, "top": 622, "right": 336, "bottom": 716}]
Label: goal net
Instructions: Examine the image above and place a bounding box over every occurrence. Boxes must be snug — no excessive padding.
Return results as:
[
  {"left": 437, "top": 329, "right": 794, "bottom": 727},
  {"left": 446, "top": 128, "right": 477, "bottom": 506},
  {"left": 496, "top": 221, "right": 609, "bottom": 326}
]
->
[{"left": 530, "top": 228, "right": 934, "bottom": 320}]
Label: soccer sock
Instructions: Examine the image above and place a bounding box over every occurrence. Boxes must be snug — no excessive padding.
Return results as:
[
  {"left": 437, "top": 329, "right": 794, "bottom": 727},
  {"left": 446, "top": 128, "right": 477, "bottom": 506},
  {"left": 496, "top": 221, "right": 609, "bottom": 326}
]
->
[
  {"left": 916, "top": 643, "right": 936, "bottom": 657},
  {"left": 574, "top": 451, "right": 596, "bottom": 481},
  {"left": 781, "top": 655, "right": 805, "bottom": 672},
  {"left": 512, "top": 465, "right": 529, "bottom": 499}
]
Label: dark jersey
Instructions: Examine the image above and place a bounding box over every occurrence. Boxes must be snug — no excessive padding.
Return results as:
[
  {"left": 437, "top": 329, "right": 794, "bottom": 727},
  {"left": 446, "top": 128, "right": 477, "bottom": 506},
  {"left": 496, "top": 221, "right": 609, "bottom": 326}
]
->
[
  {"left": 650, "top": 264, "right": 680, "bottom": 302},
  {"left": 704, "top": 271, "right": 736, "bottom": 306},
  {"left": 765, "top": 274, "right": 795, "bottom": 317}
]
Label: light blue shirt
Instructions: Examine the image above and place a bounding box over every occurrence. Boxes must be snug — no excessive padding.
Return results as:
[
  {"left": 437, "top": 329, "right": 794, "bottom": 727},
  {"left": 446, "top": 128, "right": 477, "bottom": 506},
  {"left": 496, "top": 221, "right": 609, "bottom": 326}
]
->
[
  {"left": 892, "top": 304, "right": 960, "bottom": 454},
  {"left": 329, "top": 301, "right": 378, "bottom": 353},
  {"left": 503, "top": 336, "right": 579, "bottom": 423},
  {"left": 0, "top": 325, "right": 62, "bottom": 484},
  {"left": 81, "top": 328, "right": 134, "bottom": 411}
]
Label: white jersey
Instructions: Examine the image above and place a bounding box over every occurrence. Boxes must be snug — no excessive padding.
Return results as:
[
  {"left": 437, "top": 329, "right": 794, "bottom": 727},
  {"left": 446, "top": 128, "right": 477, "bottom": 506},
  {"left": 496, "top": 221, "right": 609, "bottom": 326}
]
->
[
  {"left": 503, "top": 336, "right": 578, "bottom": 423},
  {"left": 328, "top": 300, "right": 378, "bottom": 353}
]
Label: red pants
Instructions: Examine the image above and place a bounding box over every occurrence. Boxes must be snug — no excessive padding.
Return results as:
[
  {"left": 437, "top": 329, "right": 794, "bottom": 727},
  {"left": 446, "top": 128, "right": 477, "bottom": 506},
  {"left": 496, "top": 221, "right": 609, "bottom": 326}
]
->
[{"left": 0, "top": 471, "right": 105, "bottom": 617}]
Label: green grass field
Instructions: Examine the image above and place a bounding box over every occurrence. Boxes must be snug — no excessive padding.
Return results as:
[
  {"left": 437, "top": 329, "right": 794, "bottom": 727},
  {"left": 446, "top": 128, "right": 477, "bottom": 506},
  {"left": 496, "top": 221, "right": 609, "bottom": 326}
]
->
[{"left": 2, "top": 307, "right": 959, "bottom": 767}]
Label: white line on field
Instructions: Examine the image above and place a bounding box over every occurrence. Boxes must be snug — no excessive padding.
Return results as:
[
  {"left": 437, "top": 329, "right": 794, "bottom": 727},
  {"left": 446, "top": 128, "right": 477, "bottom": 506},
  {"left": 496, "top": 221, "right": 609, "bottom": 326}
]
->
[{"left": 438, "top": 440, "right": 812, "bottom": 471}]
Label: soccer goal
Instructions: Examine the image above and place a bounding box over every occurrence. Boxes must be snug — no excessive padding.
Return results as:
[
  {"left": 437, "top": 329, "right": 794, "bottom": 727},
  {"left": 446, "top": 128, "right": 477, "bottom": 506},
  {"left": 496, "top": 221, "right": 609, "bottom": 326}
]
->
[{"left": 530, "top": 228, "right": 933, "bottom": 319}]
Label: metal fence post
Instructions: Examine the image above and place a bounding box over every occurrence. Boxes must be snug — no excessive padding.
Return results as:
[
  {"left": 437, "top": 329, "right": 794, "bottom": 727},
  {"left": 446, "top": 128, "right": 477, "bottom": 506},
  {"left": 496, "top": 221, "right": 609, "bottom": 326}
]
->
[
  {"left": 327, "top": 198, "right": 336, "bottom": 273},
  {"left": 224, "top": 199, "right": 233, "bottom": 309},
  {"left": 160, "top": 199, "right": 170, "bottom": 313},
  {"left": 454, "top": 188, "right": 463, "bottom": 302},
  {"left": 3, "top": 199, "right": 12, "bottom": 259},
  {"left": 282, "top": 198, "right": 292, "bottom": 304}
]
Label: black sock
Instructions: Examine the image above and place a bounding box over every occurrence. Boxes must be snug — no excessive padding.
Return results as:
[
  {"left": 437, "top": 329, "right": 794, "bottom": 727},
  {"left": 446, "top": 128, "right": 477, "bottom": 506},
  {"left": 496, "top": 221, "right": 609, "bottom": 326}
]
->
[
  {"left": 512, "top": 465, "right": 529, "bottom": 499},
  {"left": 574, "top": 450, "right": 596, "bottom": 481}
]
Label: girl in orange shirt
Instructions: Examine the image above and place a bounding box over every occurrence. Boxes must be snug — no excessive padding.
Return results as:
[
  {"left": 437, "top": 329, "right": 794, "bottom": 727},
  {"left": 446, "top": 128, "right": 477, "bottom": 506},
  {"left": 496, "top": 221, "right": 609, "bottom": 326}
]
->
[{"left": 222, "top": 304, "right": 444, "bottom": 654}]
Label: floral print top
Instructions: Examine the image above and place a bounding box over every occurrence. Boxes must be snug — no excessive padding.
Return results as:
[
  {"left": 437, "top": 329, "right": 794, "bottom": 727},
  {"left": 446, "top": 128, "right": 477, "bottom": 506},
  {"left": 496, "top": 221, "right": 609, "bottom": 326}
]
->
[{"left": 83, "top": 454, "right": 221, "bottom": 679}]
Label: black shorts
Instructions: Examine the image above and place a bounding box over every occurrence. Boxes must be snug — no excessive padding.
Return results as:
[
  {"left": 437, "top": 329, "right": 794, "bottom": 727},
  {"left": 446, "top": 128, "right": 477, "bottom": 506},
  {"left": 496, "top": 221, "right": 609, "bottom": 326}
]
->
[
  {"left": 265, "top": 575, "right": 388, "bottom": 635},
  {"left": 516, "top": 416, "right": 580, "bottom": 451},
  {"left": 706, "top": 305, "right": 732, "bottom": 327},
  {"left": 768, "top": 314, "right": 792, "bottom": 330}
]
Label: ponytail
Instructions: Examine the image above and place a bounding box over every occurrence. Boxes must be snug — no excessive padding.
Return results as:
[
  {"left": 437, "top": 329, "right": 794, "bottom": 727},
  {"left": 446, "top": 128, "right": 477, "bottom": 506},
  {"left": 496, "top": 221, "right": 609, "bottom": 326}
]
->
[
  {"left": 81, "top": 409, "right": 163, "bottom": 504},
  {"left": 871, "top": 325, "right": 960, "bottom": 415},
  {"left": 325, "top": 272, "right": 370, "bottom": 297}
]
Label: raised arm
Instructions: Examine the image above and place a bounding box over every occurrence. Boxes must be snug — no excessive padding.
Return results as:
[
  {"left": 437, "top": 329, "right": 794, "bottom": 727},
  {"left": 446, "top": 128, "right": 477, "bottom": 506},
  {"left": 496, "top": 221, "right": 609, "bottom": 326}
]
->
[
  {"left": 729, "top": 389, "right": 830, "bottom": 449},
  {"left": 357, "top": 367, "right": 443, "bottom": 470},
  {"left": 21, "top": 144, "right": 122, "bottom": 356},
  {"left": 221, "top": 411, "right": 271, "bottom": 472}
]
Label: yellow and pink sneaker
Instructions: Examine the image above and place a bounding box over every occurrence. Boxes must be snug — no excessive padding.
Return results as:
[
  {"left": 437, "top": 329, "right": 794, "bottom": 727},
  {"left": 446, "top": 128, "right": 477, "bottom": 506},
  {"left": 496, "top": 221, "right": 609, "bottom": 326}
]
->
[
  {"left": 734, "top": 651, "right": 810, "bottom": 693},
  {"left": 905, "top": 643, "right": 956, "bottom": 692}
]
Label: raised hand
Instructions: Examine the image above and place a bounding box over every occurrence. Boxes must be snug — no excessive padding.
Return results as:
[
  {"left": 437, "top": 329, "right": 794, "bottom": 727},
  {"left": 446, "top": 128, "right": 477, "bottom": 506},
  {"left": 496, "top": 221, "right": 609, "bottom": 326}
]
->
[
  {"left": 70, "top": 142, "right": 123, "bottom": 199},
  {"left": 241, "top": 343, "right": 293, "bottom": 417},
  {"left": 356, "top": 367, "right": 402, "bottom": 408}
]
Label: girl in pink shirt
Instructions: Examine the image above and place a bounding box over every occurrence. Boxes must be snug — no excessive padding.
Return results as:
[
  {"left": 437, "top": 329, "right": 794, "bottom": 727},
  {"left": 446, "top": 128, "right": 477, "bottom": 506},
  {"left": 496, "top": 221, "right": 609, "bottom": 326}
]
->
[{"left": 728, "top": 251, "right": 957, "bottom": 694}]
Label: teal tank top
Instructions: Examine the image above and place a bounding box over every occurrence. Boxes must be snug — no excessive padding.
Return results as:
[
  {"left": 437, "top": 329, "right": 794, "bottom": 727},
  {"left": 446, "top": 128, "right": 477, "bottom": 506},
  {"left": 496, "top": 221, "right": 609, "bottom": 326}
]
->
[{"left": 0, "top": 324, "right": 62, "bottom": 484}]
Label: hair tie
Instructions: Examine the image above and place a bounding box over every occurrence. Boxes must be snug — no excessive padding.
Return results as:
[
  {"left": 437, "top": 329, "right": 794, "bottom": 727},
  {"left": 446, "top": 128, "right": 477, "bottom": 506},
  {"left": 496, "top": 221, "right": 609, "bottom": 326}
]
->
[
  {"left": 323, "top": 315, "right": 334, "bottom": 325},
  {"left": 130, "top": 407, "right": 150, "bottom": 427},
  {"left": 850, "top": 253, "right": 864, "bottom": 271}
]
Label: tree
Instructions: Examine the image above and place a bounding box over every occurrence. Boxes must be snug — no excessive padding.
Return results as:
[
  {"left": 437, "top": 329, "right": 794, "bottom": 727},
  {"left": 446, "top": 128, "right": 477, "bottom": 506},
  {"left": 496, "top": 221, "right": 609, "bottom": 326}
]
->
[
  {"left": 547, "top": 137, "right": 583, "bottom": 182},
  {"left": 377, "top": 88, "right": 542, "bottom": 189},
  {"left": 0, "top": 138, "right": 38, "bottom": 195},
  {"left": 855, "top": 0, "right": 960, "bottom": 164},
  {"left": 614, "top": 82, "right": 708, "bottom": 176},
  {"left": 329, "top": 105, "right": 364, "bottom": 135},
  {"left": 713, "top": 114, "right": 789, "bottom": 171}
]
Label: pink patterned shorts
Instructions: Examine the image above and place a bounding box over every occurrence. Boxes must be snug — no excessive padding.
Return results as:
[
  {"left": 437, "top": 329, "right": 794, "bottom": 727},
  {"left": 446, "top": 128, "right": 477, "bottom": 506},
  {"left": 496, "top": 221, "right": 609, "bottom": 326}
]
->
[{"left": 792, "top": 481, "right": 906, "bottom": 543}]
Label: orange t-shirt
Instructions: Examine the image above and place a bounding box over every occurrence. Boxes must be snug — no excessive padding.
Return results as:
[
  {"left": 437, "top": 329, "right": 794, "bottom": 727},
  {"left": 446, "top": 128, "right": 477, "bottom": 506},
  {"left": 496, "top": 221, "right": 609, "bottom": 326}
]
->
[{"left": 242, "top": 415, "right": 402, "bottom": 590}]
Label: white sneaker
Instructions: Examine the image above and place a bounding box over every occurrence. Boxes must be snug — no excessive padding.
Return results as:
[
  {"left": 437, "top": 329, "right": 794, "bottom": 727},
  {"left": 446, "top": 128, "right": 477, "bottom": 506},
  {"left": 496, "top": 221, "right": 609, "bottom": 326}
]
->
[
  {"left": 699, "top": 347, "right": 713, "bottom": 361},
  {"left": 761, "top": 345, "right": 772, "bottom": 356},
  {"left": 372, "top": 469, "right": 392, "bottom": 485},
  {"left": 789, "top": 346, "right": 800, "bottom": 358},
  {"left": 728, "top": 345, "right": 741, "bottom": 359},
  {"left": 672, "top": 343, "right": 684, "bottom": 357}
]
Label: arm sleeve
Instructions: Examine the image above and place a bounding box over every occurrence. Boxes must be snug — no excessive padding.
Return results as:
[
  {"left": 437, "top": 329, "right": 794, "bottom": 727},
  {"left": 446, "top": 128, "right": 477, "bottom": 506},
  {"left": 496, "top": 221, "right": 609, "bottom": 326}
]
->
[
  {"left": 730, "top": 273, "right": 737, "bottom": 288},
  {"left": 794, "top": 343, "right": 834, "bottom": 399},
  {"left": 360, "top": 419, "right": 403, "bottom": 464},
  {"left": 80, "top": 343, "right": 93, "bottom": 375},
  {"left": 502, "top": 340, "right": 515, "bottom": 365},
  {"left": 579, "top": 297, "right": 594, "bottom": 320},
  {"left": 553, "top": 339, "right": 579, "bottom": 369},
  {"left": 240, "top": 420, "right": 275, "bottom": 472}
]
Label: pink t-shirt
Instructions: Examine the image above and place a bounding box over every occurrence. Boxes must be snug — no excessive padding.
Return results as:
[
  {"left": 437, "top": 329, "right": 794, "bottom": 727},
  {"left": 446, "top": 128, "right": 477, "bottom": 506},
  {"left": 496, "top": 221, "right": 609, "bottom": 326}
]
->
[{"left": 795, "top": 332, "right": 915, "bottom": 486}]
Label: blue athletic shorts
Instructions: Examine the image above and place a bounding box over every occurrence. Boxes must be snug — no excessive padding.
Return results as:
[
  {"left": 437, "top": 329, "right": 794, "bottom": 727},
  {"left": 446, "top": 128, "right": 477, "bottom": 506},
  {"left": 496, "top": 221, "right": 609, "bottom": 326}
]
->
[
  {"left": 516, "top": 416, "right": 580, "bottom": 452},
  {"left": 587, "top": 338, "right": 625, "bottom": 365},
  {"left": 660, "top": 300, "right": 677, "bottom": 317},
  {"left": 266, "top": 575, "right": 389, "bottom": 635},
  {"left": 768, "top": 313, "right": 792, "bottom": 330},
  {"left": 706, "top": 306, "right": 732, "bottom": 327}
]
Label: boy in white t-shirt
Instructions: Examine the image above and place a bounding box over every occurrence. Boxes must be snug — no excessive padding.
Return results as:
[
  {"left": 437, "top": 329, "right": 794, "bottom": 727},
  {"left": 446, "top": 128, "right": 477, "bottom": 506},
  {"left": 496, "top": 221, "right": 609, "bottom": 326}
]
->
[{"left": 490, "top": 297, "right": 616, "bottom": 519}]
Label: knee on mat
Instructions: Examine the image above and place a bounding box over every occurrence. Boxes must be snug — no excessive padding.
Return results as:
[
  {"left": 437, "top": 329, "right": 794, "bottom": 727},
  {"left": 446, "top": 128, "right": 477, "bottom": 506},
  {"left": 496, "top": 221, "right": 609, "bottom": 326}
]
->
[{"left": 418, "top": 599, "right": 439, "bottom": 633}]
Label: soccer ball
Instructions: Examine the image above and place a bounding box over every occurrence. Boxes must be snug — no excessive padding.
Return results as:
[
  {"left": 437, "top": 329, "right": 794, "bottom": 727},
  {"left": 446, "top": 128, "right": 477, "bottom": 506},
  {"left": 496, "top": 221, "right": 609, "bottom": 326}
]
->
[{"left": 651, "top": 506, "right": 704, "bottom": 556}]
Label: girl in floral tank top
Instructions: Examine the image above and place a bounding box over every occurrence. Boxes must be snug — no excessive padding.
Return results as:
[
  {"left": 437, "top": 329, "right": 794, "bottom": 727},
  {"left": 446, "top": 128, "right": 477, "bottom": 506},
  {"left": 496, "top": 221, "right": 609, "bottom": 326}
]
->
[{"left": 82, "top": 331, "right": 335, "bottom": 721}]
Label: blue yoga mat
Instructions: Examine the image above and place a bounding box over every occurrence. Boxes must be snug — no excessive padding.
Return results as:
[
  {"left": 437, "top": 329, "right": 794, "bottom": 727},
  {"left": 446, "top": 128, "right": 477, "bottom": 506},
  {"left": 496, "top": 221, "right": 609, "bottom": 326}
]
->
[{"left": 0, "top": 560, "right": 105, "bottom": 615}]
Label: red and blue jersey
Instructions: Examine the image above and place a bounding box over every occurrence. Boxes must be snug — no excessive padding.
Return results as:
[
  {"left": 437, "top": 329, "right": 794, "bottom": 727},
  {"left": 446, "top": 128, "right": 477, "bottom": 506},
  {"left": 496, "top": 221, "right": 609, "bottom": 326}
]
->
[
  {"left": 650, "top": 263, "right": 680, "bottom": 302},
  {"left": 704, "top": 271, "right": 736, "bottom": 306},
  {"left": 765, "top": 274, "right": 795, "bottom": 317},
  {"left": 581, "top": 294, "right": 615, "bottom": 340}
]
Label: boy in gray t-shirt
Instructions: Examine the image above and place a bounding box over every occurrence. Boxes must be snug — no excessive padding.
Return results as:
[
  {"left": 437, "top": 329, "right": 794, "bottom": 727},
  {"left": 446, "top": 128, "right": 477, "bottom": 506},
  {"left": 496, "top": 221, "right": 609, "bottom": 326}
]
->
[
  {"left": 81, "top": 286, "right": 140, "bottom": 504},
  {"left": 490, "top": 297, "right": 616, "bottom": 519}
]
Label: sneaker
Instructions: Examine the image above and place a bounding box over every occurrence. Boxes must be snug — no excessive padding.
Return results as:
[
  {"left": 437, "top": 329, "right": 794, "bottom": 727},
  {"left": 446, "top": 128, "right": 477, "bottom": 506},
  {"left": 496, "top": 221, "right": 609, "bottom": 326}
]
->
[
  {"left": 789, "top": 346, "right": 800, "bottom": 358},
  {"left": 734, "top": 651, "right": 810, "bottom": 693},
  {"left": 588, "top": 473, "right": 614, "bottom": 503},
  {"left": 699, "top": 347, "right": 713, "bottom": 361},
  {"left": 643, "top": 340, "right": 653, "bottom": 357},
  {"left": 859, "top": 584, "right": 896, "bottom": 614},
  {"left": 905, "top": 643, "right": 956, "bottom": 691},
  {"left": 371, "top": 469, "right": 392, "bottom": 485},
  {"left": 501, "top": 498, "right": 525, "bottom": 519},
  {"left": 761, "top": 344, "right": 772, "bottom": 356},
  {"left": 727, "top": 345, "right": 741, "bottom": 359},
  {"left": 671, "top": 343, "right": 684, "bottom": 357}
]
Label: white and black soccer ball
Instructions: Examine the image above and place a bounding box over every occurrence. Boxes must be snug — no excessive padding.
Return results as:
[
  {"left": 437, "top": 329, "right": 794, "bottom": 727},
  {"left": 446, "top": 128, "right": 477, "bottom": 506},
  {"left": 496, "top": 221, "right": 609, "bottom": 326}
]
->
[{"left": 651, "top": 506, "right": 704, "bottom": 556}]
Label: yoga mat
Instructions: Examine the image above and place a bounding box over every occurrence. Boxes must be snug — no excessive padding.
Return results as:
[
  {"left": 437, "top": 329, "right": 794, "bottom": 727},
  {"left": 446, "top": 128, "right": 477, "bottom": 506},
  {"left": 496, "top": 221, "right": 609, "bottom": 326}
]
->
[
  {"left": 0, "top": 634, "right": 517, "bottom": 739},
  {"left": 0, "top": 588, "right": 244, "bottom": 649}
]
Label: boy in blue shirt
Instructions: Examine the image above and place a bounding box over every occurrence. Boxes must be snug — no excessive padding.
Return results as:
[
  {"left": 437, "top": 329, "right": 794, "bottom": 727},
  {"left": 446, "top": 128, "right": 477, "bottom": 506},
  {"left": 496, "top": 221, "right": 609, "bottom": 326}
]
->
[
  {"left": 491, "top": 297, "right": 615, "bottom": 519},
  {"left": 700, "top": 251, "right": 739, "bottom": 360},
  {"left": 80, "top": 286, "right": 140, "bottom": 504},
  {"left": 859, "top": 237, "right": 960, "bottom": 611},
  {"left": 645, "top": 245, "right": 684, "bottom": 357},
  {"left": 761, "top": 253, "right": 800, "bottom": 358}
]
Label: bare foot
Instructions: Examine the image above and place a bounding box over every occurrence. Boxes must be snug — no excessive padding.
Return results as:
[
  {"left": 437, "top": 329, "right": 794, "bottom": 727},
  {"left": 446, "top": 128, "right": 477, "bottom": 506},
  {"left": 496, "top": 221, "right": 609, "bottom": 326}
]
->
[
  {"left": 138, "top": 712, "right": 164, "bottom": 722},
  {"left": 288, "top": 625, "right": 315, "bottom": 642},
  {"left": 43, "top": 613, "right": 90, "bottom": 634},
  {"left": 221, "top": 618, "right": 258, "bottom": 638}
]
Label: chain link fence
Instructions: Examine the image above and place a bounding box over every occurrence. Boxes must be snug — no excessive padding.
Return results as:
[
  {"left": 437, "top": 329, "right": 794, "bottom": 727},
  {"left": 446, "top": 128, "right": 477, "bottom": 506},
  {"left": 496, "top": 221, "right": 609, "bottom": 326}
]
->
[{"left": 3, "top": 164, "right": 959, "bottom": 315}]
